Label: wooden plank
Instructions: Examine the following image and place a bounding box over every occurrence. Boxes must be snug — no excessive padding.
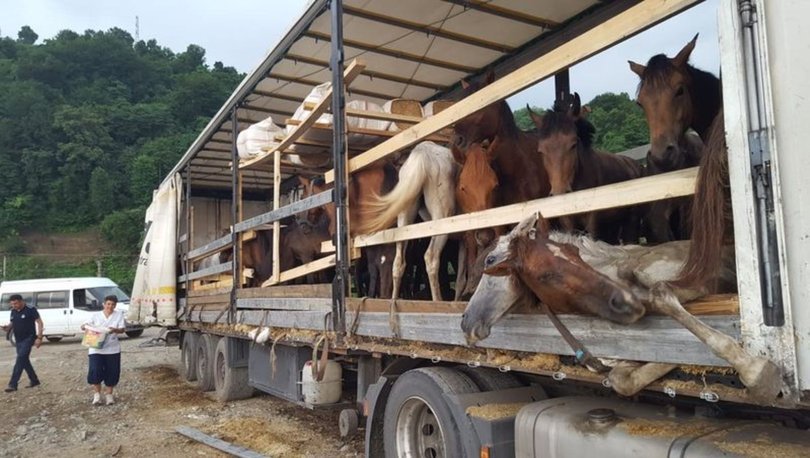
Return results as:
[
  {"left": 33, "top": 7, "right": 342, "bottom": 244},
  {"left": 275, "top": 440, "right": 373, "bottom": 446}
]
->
[
  {"left": 236, "top": 297, "right": 332, "bottom": 311},
  {"left": 284, "top": 119, "right": 450, "bottom": 142},
  {"left": 350, "top": 312, "right": 737, "bottom": 366},
  {"left": 187, "top": 234, "right": 232, "bottom": 261},
  {"left": 303, "top": 101, "right": 424, "bottom": 124},
  {"left": 188, "top": 293, "right": 230, "bottom": 306},
  {"left": 175, "top": 426, "right": 266, "bottom": 458},
  {"left": 262, "top": 255, "right": 337, "bottom": 287},
  {"left": 324, "top": 0, "right": 699, "bottom": 183},
  {"left": 233, "top": 190, "right": 332, "bottom": 233},
  {"left": 192, "top": 276, "right": 234, "bottom": 291},
  {"left": 272, "top": 149, "right": 281, "bottom": 284},
  {"left": 179, "top": 261, "right": 233, "bottom": 282},
  {"left": 348, "top": 168, "right": 697, "bottom": 249},
  {"left": 240, "top": 59, "right": 365, "bottom": 170},
  {"left": 237, "top": 284, "right": 332, "bottom": 299},
  {"left": 346, "top": 295, "right": 739, "bottom": 317},
  {"left": 191, "top": 309, "right": 329, "bottom": 330},
  {"left": 188, "top": 286, "right": 232, "bottom": 298}
]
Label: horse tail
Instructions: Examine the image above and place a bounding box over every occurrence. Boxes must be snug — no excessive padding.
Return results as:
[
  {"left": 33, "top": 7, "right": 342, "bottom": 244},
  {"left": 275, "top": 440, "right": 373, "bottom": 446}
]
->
[
  {"left": 676, "top": 109, "right": 730, "bottom": 288},
  {"left": 355, "top": 147, "right": 432, "bottom": 234}
]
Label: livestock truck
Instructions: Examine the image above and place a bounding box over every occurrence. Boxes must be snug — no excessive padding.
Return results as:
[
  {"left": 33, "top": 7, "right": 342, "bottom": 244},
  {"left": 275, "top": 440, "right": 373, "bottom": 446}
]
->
[{"left": 129, "top": 0, "right": 810, "bottom": 456}]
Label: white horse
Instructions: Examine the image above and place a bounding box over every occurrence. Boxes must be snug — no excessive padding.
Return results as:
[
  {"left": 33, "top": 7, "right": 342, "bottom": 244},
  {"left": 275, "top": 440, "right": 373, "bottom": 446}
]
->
[{"left": 356, "top": 141, "right": 458, "bottom": 334}]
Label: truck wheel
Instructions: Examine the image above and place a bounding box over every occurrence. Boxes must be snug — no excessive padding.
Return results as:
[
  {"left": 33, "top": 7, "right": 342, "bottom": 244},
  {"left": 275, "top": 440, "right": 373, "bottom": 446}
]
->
[
  {"left": 195, "top": 334, "right": 219, "bottom": 391},
  {"left": 213, "top": 337, "right": 254, "bottom": 402},
  {"left": 125, "top": 330, "right": 144, "bottom": 338},
  {"left": 181, "top": 332, "right": 199, "bottom": 382},
  {"left": 383, "top": 367, "right": 480, "bottom": 458},
  {"left": 456, "top": 366, "right": 523, "bottom": 392}
]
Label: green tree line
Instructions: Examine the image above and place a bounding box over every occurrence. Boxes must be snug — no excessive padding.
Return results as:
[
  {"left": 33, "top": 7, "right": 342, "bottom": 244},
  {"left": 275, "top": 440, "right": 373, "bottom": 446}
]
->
[{"left": 0, "top": 26, "right": 243, "bottom": 255}]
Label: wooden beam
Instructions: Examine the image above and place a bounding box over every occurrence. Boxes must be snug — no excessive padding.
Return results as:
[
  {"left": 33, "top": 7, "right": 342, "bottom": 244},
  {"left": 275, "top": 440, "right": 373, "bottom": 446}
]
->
[
  {"left": 233, "top": 190, "right": 332, "bottom": 233},
  {"left": 326, "top": 168, "right": 697, "bottom": 251},
  {"left": 188, "top": 233, "right": 232, "bottom": 261},
  {"left": 265, "top": 72, "right": 393, "bottom": 101},
  {"left": 284, "top": 119, "right": 449, "bottom": 142},
  {"left": 343, "top": 5, "right": 514, "bottom": 53},
  {"left": 262, "top": 255, "right": 336, "bottom": 287},
  {"left": 271, "top": 149, "right": 281, "bottom": 284},
  {"left": 303, "top": 101, "right": 424, "bottom": 124},
  {"left": 240, "top": 104, "right": 291, "bottom": 117},
  {"left": 251, "top": 90, "right": 305, "bottom": 104},
  {"left": 236, "top": 284, "right": 332, "bottom": 299},
  {"left": 304, "top": 30, "right": 477, "bottom": 74},
  {"left": 236, "top": 297, "right": 332, "bottom": 311},
  {"left": 179, "top": 261, "right": 233, "bottom": 282},
  {"left": 324, "top": 0, "right": 699, "bottom": 183},
  {"left": 440, "top": 0, "right": 560, "bottom": 29},
  {"left": 240, "top": 59, "right": 366, "bottom": 170},
  {"left": 285, "top": 53, "right": 445, "bottom": 90}
]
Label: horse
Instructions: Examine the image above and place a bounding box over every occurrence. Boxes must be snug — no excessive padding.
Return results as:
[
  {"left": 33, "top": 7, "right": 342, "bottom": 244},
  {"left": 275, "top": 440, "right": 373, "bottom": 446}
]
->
[
  {"left": 462, "top": 213, "right": 780, "bottom": 402},
  {"left": 357, "top": 141, "right": 457, "bottom": 302},
  {"left": 629, "top": 34, "right": 722, "bottom": 241},
  {"left": 300, "top": 165, "right": 399, "bottom": 298},
  {"left": 451, "top": 72, "right": 550, "bottom": 299},
  {"left": 527, "top": 93, "right": 643, "bottom": 243}
]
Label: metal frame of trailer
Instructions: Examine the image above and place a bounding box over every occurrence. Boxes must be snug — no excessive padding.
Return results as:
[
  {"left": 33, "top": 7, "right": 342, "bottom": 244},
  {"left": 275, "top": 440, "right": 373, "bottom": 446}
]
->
[{"left": 165, "top": 0, "right": 808, "bottom": 410}]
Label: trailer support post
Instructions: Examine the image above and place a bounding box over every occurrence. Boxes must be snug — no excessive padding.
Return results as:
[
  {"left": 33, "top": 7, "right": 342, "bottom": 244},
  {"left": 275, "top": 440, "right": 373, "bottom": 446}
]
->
[
  {"left": 230, "top": 106, "right": 241, "bottom": 324},
  {"left": 330, "top": 0, "right": 348, "bottom": 336}
]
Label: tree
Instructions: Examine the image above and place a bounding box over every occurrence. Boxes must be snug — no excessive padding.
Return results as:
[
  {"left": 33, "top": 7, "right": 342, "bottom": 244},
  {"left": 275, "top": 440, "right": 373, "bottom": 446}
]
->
[
  {"left": 513, "top": 105, "right": 547, "bottom": 131},
  {"left": 585, "top": 92, "right": 648, "bottom": 153},
  {"left": 89, "top": 167, "right": 115, "bottom": 218},
  {"left": 17, "top": 26, "right": 38, "bottom": 45}
]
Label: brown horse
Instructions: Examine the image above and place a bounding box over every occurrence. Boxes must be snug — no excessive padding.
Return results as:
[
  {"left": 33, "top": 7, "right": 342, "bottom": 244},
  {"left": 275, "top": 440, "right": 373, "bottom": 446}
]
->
[
  {"left": 300, "top": 165, "right": 398, "bottom": 298},
  {"left": 629, "top": 34, "right": 722, "bottom": 241},
  {"left": 452, "top": 72, "right": 550, "bottom": 299},
  {"left": 528, "top": 93, "right": 643, "bottom": 244}
]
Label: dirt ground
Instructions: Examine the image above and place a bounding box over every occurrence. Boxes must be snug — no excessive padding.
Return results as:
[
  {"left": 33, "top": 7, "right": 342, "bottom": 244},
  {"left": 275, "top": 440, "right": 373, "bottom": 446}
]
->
[{"left": 0, "top": 329, "right": 363, "bottom": 457}]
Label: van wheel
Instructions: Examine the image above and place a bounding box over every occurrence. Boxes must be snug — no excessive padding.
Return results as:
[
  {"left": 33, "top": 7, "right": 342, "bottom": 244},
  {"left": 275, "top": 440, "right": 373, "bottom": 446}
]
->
[
  {"left": 383, "top": 367, "right": 480, "bottom": 458},
  {"left": 213, "top": 337, "right": 254, "bottom": 402},
  {"left": 125, "top": 330, "right": 144, "bottom": 338},
  {"left": 181, "top": 332, "right": 200, "bottom": 382},
  {"left": 195, "top": 334, "right": 219, "bottom": 391},
  {"left": 45, "top": 336, "right": 62, "bottom": 343}
]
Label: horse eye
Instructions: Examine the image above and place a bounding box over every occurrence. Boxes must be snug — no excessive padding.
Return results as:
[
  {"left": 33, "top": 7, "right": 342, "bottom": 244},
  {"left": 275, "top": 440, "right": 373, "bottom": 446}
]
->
[
  {"left": 485, "top": 255, "right": 495, "bottom": 266},
  {"left": 570, "top": 143, "right": 577, "bottom": 151},
  {"left": 675, "top": 86, "right": 685, "bottom": 97}
]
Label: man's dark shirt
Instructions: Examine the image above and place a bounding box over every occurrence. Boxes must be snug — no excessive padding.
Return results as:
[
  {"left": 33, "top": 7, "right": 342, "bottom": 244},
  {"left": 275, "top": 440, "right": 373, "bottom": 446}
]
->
[{"left": 9, "top": 306, "right": 40, "bottom": 341}]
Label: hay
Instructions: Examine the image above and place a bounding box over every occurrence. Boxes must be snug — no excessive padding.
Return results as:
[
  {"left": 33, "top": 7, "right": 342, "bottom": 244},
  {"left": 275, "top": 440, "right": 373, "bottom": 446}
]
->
[
  {"left": 619, "top": 417, "right": 714, "bottom": 438},
  {"left": 385, "top": 99, "right": 423, "bottom": 130},
  {"left": 466, "top": 403, "right": 526, "bottom": 420},
  {"left": 212, "top": 416, "right": 330, "bottom": 457}
]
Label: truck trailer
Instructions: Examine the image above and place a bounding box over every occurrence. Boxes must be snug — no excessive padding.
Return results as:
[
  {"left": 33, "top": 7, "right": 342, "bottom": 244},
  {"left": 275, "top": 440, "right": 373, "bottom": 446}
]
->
[{"left": 129, "top": 0, "right": 810, "bottom": 456}]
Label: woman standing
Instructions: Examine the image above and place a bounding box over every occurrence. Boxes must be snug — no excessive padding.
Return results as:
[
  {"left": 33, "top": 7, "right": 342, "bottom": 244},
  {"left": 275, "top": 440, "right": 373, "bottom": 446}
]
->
[{"left": 81, "top": 295, "right": 126, "bottom": 405}]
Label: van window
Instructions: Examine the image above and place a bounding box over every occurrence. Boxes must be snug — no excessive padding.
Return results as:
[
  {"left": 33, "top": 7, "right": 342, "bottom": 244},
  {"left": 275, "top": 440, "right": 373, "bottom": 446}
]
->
[
  {"left": 1, "top": 293, "right": 34, "bottom": 310},
  {"left": 87, "top": 286, "right": 130, "bottom": 303},
  {"left": 73, "top": 289, "right": 103, "bottom": 311},
  {"left": 35, "top": 291, "right": 68, "bottom": 309}
]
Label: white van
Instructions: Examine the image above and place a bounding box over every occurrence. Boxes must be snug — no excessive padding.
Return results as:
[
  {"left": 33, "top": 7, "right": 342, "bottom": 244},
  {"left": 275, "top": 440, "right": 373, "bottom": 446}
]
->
[{"left": 0, "top": 277, "right": 144, "bottom": 343}]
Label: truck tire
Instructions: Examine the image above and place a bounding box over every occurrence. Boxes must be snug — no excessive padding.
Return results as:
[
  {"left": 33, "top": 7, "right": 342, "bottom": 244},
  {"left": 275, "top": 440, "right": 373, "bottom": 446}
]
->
[
  {"left": 181, "top": 332, "right": 199, "bottom": 382},
  {"left": 456, "top": 365, "right": 523, "bottom": 392},
  {"left": 195, "top": 334, "right": 219, "bottom": 391},
  {"left": 213, "top": 337, "right": 254, "bottom": 402},
  {"left": 383, "top": 367, "right": 480, "bottom": 458}
]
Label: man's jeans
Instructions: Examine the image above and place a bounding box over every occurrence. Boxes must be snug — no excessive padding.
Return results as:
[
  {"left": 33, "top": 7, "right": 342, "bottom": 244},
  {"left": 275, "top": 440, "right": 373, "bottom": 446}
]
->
[{"left": 9, "top": 335, "right": 39, "bottom": 389}]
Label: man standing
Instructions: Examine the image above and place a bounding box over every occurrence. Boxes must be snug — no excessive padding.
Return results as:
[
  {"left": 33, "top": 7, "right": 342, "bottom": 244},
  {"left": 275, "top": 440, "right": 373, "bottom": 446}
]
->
[{"left": 1, "top": 294, "right": 43, "bottom": 392}]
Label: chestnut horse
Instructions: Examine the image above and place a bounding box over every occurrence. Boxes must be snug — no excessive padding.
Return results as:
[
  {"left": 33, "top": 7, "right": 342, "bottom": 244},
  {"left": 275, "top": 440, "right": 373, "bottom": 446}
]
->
[
  {"left": 465, "top": 213, "right": 780, "bottom": 402},
  {"left": 630, "top": 35, "right": 722, "bottom": 242},
  {"left": 528, "top": 93, "right": 643, "bottom": 244},
  {"left": 452, "top": 72, "right": 550, "bottom": 299}
]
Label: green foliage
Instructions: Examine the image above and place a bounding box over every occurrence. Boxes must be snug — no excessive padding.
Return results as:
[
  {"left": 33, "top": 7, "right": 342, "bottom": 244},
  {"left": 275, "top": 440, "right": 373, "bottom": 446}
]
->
[
  {"left": 100, "top": 207, "right": 146, "bottom": 252},
  {"left": 513, "top": 105, "right": 544, "bottom": 131},
  {"left": 0, "top": 26, "right": 244, "bottom": 276}
]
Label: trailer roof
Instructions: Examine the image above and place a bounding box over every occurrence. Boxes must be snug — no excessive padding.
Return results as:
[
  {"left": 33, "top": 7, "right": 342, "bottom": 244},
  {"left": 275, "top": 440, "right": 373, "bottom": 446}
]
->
[{"left": 171, "top": 0, "right": 640, "bottom": 194}]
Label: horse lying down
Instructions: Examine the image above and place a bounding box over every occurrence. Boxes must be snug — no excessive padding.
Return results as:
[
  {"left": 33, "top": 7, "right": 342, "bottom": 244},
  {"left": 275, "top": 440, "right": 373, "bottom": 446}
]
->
[{"left": 460, "top": 213, "right": 782, "bottom": 402}]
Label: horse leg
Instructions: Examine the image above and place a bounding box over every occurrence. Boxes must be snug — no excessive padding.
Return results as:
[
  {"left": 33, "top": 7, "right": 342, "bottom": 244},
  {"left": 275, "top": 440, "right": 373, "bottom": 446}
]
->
[
  {"left": 608, "top": 361, "right": 677, "bottom": 396},
  {"left": 454, "top": 239, "right": 468, "bottom": 301},
  {"left": 424, "top": 234, "right": 449, "bottom": 301},
  {"left": 648, "top": 283, "right": 782, "bottom": 402}
]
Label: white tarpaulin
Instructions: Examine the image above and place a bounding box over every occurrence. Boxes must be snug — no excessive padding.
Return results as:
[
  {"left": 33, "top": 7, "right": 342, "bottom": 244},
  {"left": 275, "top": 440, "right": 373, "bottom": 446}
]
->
[{"left": 129, "top": 174, "right": 182, "bottom": 326}]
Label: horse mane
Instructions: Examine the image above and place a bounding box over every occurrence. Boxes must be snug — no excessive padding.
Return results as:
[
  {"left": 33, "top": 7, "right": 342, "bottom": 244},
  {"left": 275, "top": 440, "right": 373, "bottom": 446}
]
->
[
  {"left": 461, "top": 78, "right": 522, "bottom": 140},
  {"left": 675, "top": 109, "right": 730, "bottom": 290},
  {"left": 548, "top": 230, "right": 632, "bottom": 262}
]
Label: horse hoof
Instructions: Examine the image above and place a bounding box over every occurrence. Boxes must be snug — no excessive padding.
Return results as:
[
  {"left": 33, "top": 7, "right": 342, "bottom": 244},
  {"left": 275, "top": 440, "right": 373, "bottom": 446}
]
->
[{"left": 740, "top": 357, "right": 782, "bottom": 402}]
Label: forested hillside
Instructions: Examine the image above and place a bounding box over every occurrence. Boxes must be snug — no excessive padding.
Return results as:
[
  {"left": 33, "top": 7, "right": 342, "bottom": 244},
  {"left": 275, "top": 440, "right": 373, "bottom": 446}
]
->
[
  {"left": 0, "top": 25, "right": 648, "bottom": 291},
  {"left": 0, "top": 26, "right": 243, "bottom": 258}
]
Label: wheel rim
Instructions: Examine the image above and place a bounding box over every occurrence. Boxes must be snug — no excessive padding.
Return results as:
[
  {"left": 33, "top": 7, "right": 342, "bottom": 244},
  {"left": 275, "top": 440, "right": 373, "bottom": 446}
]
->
[{"left": 396, "top": 396, "right": 447, "bottom": 458}]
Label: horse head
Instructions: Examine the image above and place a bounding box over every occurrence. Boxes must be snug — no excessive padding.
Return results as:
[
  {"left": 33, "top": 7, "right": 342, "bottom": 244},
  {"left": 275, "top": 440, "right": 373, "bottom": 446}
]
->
[
  {"left": 528, "top": 93, "right": 595, "bottom": 196},
  {"left": 299, "top": 175, "right": 334, "bottom": 236},
  {"left": 451, "top": 71, "right": 501, "bottom": 163},
  {"left": 629, "top": 34, "right": 699, "bottom": 170},
  {"left": 456, "top": 139, "right": 500, "bottom": 248},
  {"left": 483, "top": 213, "right": 646, "bottom": 324}
]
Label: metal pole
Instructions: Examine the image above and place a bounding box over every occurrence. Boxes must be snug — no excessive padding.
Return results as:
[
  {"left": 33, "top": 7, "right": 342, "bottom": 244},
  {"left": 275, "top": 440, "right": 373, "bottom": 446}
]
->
[
  {"left": 230, "top": 106, "right": 241, "bottom": 324},
  {"left": 330, "top": 0, "right": 348, "bottom": 335}
]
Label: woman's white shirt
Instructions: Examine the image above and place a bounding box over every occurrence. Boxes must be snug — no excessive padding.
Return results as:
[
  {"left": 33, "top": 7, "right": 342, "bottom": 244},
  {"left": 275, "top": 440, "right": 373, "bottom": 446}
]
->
[{"left": 86, "top": 309, "right": 126, "bottom": 355}]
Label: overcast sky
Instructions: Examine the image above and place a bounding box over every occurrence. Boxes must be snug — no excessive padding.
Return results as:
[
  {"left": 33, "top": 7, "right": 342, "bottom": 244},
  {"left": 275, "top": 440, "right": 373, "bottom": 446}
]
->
[{"left": 1, "top": 0, "right": 720, "bottom": 109}]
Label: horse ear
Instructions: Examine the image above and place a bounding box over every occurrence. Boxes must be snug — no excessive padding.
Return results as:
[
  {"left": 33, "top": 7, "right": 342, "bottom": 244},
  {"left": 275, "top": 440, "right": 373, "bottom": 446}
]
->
[
  {"left": 527, "top": 104, "right": 544, "bottom": 129},
  {"left": 535, "top": 212, "right": 550, "bottom": 238},
  {"left": 570, "top": 93, "right": 582, "bottom": 117},
  {"left": 484, "top": 137, "right": 499, "bottom": 161},
  {"left": 628, "top": 60, "right": 646, "bottom": 77},
  {"left": 485, "top": 70, "right": 495, "bottom": 85},
  {"left": 580, "top": 105, "right": 592, "bottom": 119},
  {"left": 673, "top": 33, "right": 698, "bottom": 67},
  {"left": 460, "top": 79, "right": 470, "bottom": 90}
]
